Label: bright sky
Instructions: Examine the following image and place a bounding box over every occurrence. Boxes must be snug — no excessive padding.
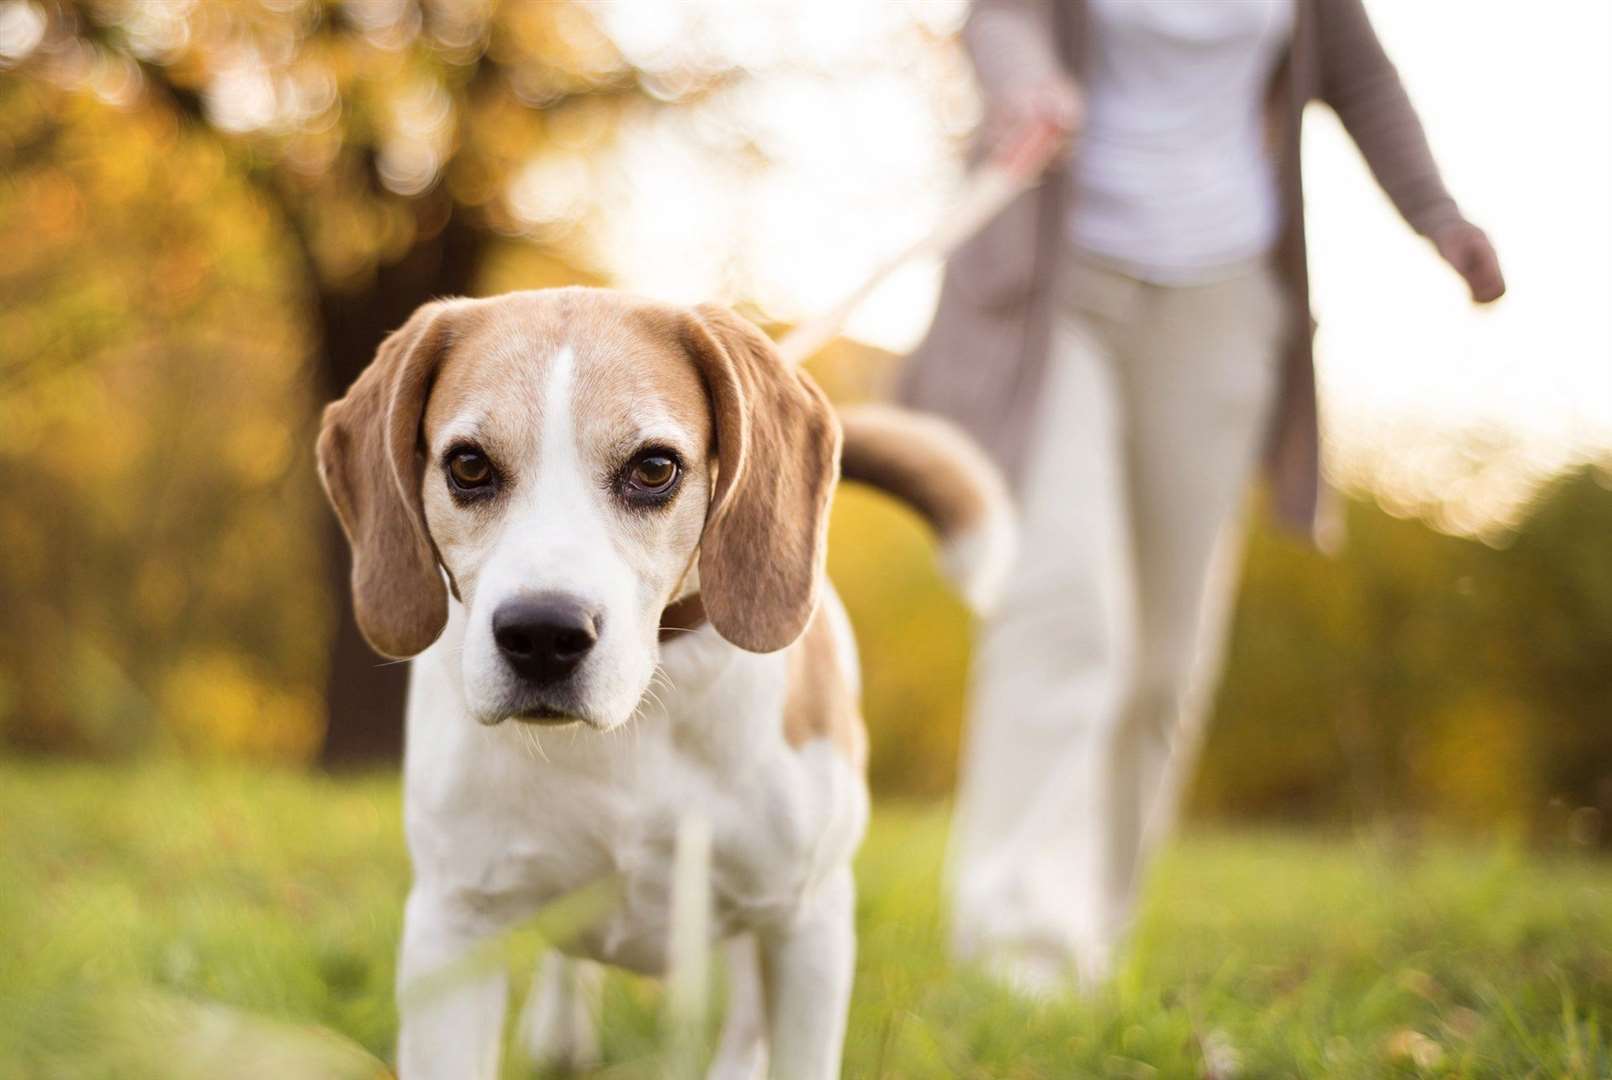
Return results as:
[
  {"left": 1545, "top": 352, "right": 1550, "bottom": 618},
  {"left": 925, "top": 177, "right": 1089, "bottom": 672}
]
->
[
  {"left": 1301, "top": 0, "right": 1611, "bottom": 532},
  {"left": 592, "top": 0, "right": 1611, "bottom": 534}
]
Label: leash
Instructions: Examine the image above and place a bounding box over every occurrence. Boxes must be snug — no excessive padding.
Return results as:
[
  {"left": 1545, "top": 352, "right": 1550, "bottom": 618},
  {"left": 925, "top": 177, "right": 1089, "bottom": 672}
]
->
[{"left": 775, "top": 119, "right": 1067, "bottom": 368}]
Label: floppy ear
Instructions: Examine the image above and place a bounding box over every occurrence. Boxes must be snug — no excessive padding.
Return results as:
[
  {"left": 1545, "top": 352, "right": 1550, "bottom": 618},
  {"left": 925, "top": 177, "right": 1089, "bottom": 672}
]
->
[
  {"left": 316, "top": 299, "right": 466, "bottom": 659},
  {"left": 683, "top": 304, "right": 841, "bottom": 653}
]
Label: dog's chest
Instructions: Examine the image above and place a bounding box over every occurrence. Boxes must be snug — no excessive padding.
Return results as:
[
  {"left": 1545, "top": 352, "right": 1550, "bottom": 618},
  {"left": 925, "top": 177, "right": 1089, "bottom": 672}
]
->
[
  {"left": 576, "top": 730, "right": 862, "bottom": 973},
  {"left": 405, "top": 634, "right": 866, "bottom": 975}
]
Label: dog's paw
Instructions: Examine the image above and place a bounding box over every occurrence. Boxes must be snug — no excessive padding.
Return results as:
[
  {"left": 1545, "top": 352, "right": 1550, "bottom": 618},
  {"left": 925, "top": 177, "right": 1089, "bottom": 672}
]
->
[{"left": 518, "top": 954, "right": 602, "bottom": 1073}]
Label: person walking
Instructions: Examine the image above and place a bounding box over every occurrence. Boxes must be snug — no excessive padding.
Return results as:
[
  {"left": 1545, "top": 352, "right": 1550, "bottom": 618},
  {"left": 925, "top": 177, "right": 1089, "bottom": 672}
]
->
[{"left": 901, "top": 0, "right": 1505, "bottom": 993}]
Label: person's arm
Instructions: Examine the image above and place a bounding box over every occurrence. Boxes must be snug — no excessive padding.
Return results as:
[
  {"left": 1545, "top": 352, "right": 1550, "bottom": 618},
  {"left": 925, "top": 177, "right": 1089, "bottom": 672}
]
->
[
  {"left": 964, "top": 0, "right": 1062, "bottom": 102},
  {"left": 1317, "top": 0, "right": 1505, "bottom": 302},
  {"left": 964, "top": 0, "right": 1083, "bottom": 159}
]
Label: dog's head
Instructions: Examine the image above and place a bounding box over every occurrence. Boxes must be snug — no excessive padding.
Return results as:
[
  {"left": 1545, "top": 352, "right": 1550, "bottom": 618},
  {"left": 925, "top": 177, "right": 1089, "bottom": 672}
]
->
[{"left": 316, "top": 289, "right": 839, "bottom": 730}]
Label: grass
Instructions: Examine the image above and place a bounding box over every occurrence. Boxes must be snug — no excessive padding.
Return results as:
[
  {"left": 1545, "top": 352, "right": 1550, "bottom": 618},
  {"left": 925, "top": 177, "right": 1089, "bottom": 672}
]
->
[{"left": 1, "top": 760, "right": 1608, "bottom": 1078}]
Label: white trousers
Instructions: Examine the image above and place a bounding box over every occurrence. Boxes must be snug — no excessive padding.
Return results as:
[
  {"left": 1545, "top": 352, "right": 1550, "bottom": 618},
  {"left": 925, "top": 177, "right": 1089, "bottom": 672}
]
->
[{"left": 948, "top": 256, "right": 1285, "bottom": 989}]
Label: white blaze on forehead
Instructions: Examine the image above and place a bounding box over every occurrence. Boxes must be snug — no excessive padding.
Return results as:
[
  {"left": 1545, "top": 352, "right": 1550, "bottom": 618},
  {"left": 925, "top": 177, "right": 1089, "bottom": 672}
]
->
[
  {"left": 540, "top": 344, "right": 576, "bottom": 469},
  {"left": 486, "top": 341, "right": 594, "bottom": 572},
  {"left": 501, "top": 339, "right": 628, "bottom": 597},
  {"left": 516, "top": 341, "right": 599, "bottom": 558}
]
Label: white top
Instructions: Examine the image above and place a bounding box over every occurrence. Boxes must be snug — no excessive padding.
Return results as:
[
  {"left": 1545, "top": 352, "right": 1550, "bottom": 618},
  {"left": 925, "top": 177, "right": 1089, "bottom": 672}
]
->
[{"left": 1068, "top": 0, "right": 1295, "bottom": 284}]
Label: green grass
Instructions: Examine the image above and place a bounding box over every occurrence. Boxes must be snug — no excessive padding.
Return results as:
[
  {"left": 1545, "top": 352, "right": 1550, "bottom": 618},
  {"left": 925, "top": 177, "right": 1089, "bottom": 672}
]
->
[{"left": 1, "top": 760, "right": 1608, "bottom": 1078}]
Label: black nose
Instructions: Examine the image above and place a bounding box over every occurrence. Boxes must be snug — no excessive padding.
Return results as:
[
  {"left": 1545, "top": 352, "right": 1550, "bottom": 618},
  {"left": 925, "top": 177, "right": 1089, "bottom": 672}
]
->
[{"left": 492, "top": 595, "right": 600, "bottom": 684}]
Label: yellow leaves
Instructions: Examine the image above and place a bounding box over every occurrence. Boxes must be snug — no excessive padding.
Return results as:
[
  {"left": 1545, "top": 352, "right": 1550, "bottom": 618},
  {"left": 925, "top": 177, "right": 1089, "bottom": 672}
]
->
[
  {"left": 222, "top": 418, "right": 292, "bottom": 488},
  {"left": 151, "top": 243, "right": 215, "bottom": 315},
  {"left": 1409, "top": 695, "right": 1536, "bottom": 827},
  {"left": 17, "top": 366, "right": 137, "bottom": 476},
  {"left": 0, "top": 82, "right": 328, "bottom": 757},
  {"left": 159, "top": 651, "right": 323, "bottom": 764},
  {"left": 307, "top": 194, "right": 412, "bottom": 289},
  {"left": 0, "top": 380, "right": 46, "bottom": 457},
  {"left": 0, "top": 501, "right": 46, "bottom": 582},
  {"left": 132, "top": 560, "right": 187, "bottom": 635},
  {"left": 24, "top": 166, "right": 85, "bottom": 241}
]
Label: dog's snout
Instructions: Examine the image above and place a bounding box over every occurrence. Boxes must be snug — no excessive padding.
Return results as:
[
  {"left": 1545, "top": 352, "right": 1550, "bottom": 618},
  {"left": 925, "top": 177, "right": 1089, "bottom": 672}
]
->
[{"left": 492, "top": 595, "right": 600, "bottom": 684}]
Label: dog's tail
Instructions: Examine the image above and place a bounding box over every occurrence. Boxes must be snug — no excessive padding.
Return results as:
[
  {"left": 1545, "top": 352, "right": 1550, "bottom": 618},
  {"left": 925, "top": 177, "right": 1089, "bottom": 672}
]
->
[{"left": 837, "top": 403, "right": 1017, "bottom": 614}]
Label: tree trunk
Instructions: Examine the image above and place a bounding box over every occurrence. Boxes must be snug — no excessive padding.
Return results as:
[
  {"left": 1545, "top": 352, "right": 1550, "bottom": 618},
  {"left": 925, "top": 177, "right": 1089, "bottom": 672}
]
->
[
  {"left": 319, "top": 539, "right": 411, "bottom": 766},
  {"left": 317, "top": 198, "right": 486, "bottom": 767}
]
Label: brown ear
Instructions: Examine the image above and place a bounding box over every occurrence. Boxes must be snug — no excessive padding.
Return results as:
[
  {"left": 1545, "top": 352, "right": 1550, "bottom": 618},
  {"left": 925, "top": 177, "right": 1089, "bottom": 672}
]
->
[
  {"left": 683, "top": 304, "right": 841, "bottom": 653},
  {"left": 315, "top": 299, "right": 466, "bottom": 659}
]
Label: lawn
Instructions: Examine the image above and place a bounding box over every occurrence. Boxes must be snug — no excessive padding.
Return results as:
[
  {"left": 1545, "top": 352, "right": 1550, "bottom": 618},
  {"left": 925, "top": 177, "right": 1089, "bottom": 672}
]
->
[{"left": 1, "top": 760, "right": 1608, "bottom": 1078}]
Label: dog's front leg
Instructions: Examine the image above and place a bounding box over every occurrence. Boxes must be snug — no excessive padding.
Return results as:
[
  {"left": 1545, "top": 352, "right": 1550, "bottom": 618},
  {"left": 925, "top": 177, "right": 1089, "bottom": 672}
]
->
[
  {"left": 709, "top": 933, "right": 768, "bottom": 1080},
  {"left": 396, "top": 885, "right": 511, "bottom": 1080},
  {"left": 519, "top": 950, "right": 603, "bottom": 1071},
  {"left": 759, "top": 868, "right": 856, "bottom": 1080}
]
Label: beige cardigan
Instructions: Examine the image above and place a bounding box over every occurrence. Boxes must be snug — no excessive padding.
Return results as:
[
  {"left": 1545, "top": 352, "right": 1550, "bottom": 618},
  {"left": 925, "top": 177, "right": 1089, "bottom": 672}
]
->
[{"left": 897, "top": 0, "right": 1471, "bottom": 535}]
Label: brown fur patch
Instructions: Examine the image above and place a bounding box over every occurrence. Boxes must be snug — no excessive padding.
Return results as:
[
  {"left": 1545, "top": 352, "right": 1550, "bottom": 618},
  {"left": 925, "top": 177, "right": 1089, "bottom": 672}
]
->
[
  {"left": 317, "top": 299, "right": 476, "bottom": 659},
  {"left": 783, "top": 604, "right": 867, "bottom": 770},
  {"left": 681, "top": 306, "right": 841, "bottom": 654}
]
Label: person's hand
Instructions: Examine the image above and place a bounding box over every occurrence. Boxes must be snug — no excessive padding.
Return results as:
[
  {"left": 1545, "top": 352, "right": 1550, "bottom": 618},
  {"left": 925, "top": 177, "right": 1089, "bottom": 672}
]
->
[
  {"left": 987, "top": 75, "right": 1083, "bottom": 171},
  {"left": 1432, "top": 220, "right": 1506, "bottom": 304}
]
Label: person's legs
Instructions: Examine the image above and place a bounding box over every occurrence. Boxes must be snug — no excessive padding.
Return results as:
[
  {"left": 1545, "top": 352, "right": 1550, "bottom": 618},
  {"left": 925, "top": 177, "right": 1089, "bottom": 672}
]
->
[
  {"left": 948, "top": 272, "right": 1141, "bottom": 992},
  {"left": 1093, "top": 265, "right": 1286, "bottom": 947}
]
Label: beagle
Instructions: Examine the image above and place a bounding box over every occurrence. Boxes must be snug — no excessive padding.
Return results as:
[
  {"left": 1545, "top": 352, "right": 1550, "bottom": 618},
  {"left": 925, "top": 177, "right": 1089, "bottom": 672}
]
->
[{"left": 316, "top": 288, "right": 1012, "bottom": 1079}]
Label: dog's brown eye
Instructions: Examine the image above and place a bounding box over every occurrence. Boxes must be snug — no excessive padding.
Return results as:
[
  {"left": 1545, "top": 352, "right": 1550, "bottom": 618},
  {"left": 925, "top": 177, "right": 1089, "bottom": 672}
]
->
[
  {"left": 625, "top": 453, "right": 680, "bottom": 498},
  {"left": 447, "top": 449, "right": 493, "bottom": 491}
]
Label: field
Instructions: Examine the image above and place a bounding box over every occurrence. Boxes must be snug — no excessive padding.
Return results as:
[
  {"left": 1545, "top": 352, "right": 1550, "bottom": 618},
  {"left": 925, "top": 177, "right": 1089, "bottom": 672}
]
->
[{"left": 2, "top": 760, "right": 1608, "bottom": 1078}]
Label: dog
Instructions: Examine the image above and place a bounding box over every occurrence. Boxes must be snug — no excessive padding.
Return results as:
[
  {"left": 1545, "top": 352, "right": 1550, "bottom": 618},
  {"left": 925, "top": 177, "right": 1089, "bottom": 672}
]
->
[{"left": 315, "top": 288, "right": 1012, "bottom": 1079}]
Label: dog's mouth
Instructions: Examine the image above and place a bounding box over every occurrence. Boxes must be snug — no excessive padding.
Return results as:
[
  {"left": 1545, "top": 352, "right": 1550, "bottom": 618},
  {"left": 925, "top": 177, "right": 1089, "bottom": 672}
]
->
[
  {"left": 476, "top": 670, "right": 636, "bottom": 732},
  {"left": 510, "top": 704, "right": 587, "bottom": 727},
  {"left": 485, "top": 690, "right": 608, "bottom": 729}
]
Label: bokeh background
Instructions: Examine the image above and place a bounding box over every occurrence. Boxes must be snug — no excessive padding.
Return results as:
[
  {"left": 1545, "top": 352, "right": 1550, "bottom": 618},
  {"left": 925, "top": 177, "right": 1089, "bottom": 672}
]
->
[
  {"left": 3, "top": 1, "right": 1611, "bottom": 1076},
  {"left": 3, "top": 0, "right": 1607, "bottom": 841}
]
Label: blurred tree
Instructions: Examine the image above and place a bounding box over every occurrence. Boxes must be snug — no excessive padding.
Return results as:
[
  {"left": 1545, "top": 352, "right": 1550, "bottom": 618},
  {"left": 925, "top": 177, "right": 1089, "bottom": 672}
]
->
[
  {"left": 0, "top": 83, "right": 327, "bottom": 759},
  {"left": 5, "top": 0, "right": 730, "bottom": 762},
  {"left": 1196, "top": 464, "right": 1612, "bottom": 846}
]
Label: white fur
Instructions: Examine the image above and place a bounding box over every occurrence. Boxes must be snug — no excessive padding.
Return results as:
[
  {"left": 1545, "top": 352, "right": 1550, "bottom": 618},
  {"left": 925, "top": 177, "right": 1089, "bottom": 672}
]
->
[
  {"left": 927, "top": 413, "right": 1018, "bottom": 617},
  {"left": 942, "top": 516, "right": 1017, "bottom": 616}
]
